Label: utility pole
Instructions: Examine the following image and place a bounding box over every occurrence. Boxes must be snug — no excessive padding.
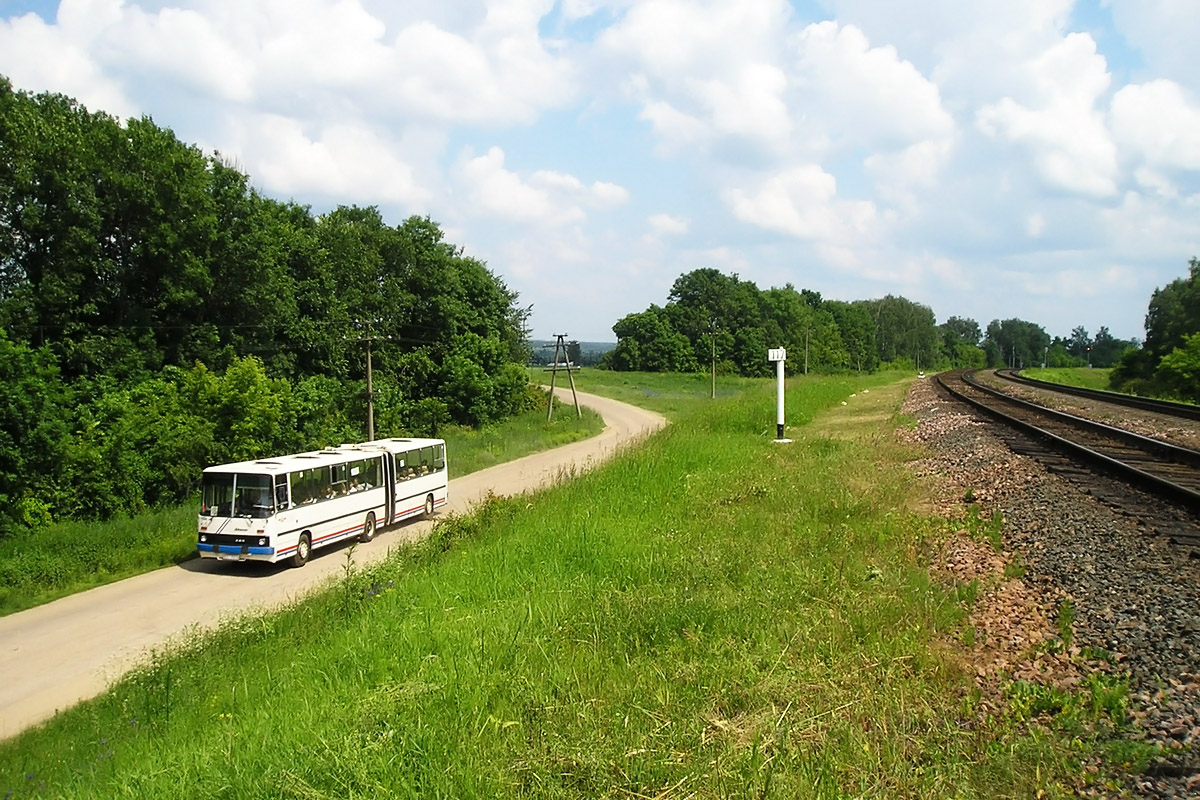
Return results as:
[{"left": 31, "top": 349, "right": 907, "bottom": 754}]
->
[
  {"left": 350, "top": 324, "right": 387, "bottom": 441},
  {"left": 711, "top": 333, "right": 716, "bottom": 399},
  {"left": 545, "top": 333, "right": 581, "bottom": 420},
  {"left": 804, "top": 328, "right": 809, "bottom": 375},
  {"left": 709, "top": 317, "right": 718, "bottom": 399},
  {"left": 365, "top": 335, "right": 374, "bottom": 441}
]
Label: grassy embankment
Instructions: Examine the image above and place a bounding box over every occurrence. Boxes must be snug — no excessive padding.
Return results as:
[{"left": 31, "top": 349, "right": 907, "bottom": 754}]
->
[
  {"left": 1021, "top": 367, "right": 1114, "bottom": 392},
  {"left": 0, "top": 402, "right": 604, "bottom": 617},
  {"left": 0, "top": 372, "right": 1141, "bottom": 797}
]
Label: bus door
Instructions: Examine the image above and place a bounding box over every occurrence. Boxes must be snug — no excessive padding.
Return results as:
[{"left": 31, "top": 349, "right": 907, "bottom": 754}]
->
[{"left": 381, "top": 452, "right": 396, "bottom": 524}]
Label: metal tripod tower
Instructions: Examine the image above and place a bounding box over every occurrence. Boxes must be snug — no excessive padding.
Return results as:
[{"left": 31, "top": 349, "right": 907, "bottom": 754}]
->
[{"left": 545, "top": 333, "right": 581, "bottom": 421}]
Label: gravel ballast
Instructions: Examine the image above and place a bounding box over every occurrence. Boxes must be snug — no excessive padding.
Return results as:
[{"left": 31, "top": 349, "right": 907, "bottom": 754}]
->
[{"left": 901, "top": 377, "right": 1200, "bottom": 799}]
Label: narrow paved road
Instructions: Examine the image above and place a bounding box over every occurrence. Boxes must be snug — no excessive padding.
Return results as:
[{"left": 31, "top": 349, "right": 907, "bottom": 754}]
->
[{"left": 0, "top": 389, "right": 666, "bottom": 740}]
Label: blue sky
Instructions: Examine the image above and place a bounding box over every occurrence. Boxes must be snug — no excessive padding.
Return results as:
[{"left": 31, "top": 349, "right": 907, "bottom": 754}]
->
[{"left": 3, "top": 0, "right": 1199, "bottom": 343}]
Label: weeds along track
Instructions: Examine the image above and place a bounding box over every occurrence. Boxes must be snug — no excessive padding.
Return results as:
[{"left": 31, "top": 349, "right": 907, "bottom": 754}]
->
[{"left": 936, "top": 369, "right": 1200, "bottom": 547}]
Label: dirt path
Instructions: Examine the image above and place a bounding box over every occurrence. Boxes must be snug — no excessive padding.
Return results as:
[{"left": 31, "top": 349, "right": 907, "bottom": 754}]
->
[{"left": 0, "top": 389, "right": 666, "bottom": 740}]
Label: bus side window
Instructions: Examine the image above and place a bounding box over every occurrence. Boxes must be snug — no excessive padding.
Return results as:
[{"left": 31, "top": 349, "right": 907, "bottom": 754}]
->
[
  {"left": 332, "top": 463, "right": 348, "bottom": 495},
  {"left": 290, "top": 471, "right": 307, "bottom": 504},
  {"left": 353, "top": 457, "right": 377, "bottom": 489},
  {"left": 434, "top": 444, "right": 445, "bottom": 471}
]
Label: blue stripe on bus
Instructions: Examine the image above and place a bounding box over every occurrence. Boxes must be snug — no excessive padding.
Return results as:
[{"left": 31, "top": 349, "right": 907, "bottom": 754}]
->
[{"left": 201, "top": 544, "right": 276, "bottom": 556}]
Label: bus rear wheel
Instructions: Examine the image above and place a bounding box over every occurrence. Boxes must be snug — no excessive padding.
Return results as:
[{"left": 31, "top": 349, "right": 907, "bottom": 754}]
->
[
  {"left": 359, "top": 512, "right": 377, "bottom": 543},
  {"left": 424, "top": 495, "right": 435, "bottom": 517},
  {"left": 291, "top": 533, "right": 311, "bottom": 568}
]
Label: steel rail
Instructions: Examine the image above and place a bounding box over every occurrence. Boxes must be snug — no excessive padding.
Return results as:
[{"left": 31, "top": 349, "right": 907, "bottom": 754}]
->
[
  {"left": 936, "top": 370, "right": 1200, "bottom": 511},
  {"left": 993, "top": 369, "right": 1200, "bottom": 421}
]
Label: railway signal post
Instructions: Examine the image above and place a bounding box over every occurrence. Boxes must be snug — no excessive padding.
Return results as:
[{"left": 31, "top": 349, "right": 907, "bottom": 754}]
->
[{"left": 769, "top": 348, "right": 791, "bottom": 443}]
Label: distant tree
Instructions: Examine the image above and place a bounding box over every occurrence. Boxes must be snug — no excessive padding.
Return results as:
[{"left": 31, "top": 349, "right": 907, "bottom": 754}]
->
[
  {"left": 938, "top": 316, "right": 984, "bottom": 368},
  {"left": 1155, "top": 333, "right": 1200, "bottom": 402},
  {"left": 826, "top": 301, "right": 877, "bottom": 372},
  {"left": 1110, "top": 258, "right": 1199, "bottom": 393},
  {"left": 666, "top": 268, "right": 763, "bottom": 371},
  {"left": 759, "top": 286, "right": 845, "bottom": 375},
  {"left": 1089, "top": 326, "right": 1136, "bottom": 368},
  {"left": 1046, "top": 341, "right": 1075, "bottom": 368},
  {"left": 567, "top": 340, "right": 582, "bottom": 365},
  {"left": 983, "top": 319, "right": 1051, "bottom": 369},
  {"left": 864, "top": 295, "right": 939, "bottom": 368},
  {"left": 1067, "top": 326, "right": 1092, "bottom": 361},
  {"left": 606, "top": 306, "right": 698, "bottom": 372},
  {"left": 1144, "top": 258, "right": 1200, "bottom": 363},
  {"left": 941, "top": 316, "right": 982, "bottom": 347}
]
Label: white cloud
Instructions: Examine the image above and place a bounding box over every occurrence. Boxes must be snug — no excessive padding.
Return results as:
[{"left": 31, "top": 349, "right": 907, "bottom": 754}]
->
[
  {"left": 1111, "top": 80, "right": 1200, "bottom": 176},
  {"left": 0, "top": 10, "right": 135, "bottom": 117},
  {"left": 237, "top": 114, "right": 430, "bottom": 207},
  {"left": 1026, "top": 213, "right": 1046, "bottom": 238},
  {"left": 455, "top": 146, "right": 627, "bottom": 226},
  {"left": 600, "top": 0, "right": 795, "bottom": 155},
  {"left": 724, "top": 164, "right": 879, "bottom": 245},
  {"left": 788, "top": 21, "right": 954, "bottom": 153},
  {"left": 381, "top": 18, "right": 574, "bottom": 125},
  {"left": 648, "top": 213, "right": 689, "bottom": 236},
  {"left": 976, "top": 33, "right": 1118, "bottom": 197},
  {"left": 1105, "top": 0, "right": 1200, "bottom": 93}
]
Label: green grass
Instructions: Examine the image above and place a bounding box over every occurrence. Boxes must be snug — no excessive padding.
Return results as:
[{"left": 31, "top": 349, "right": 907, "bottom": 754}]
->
[
  {"left": 0, "top": 400, "right": 604, "bottom": 618},
  {"left": 1022, "top": 367, "right": 1114, "bottom": 392},
  {"left": 0, "top": 374, "right": 1142, "bottom": 797},
  {"left": 564, "top": 368, "right": 764, "bottom": 418}
]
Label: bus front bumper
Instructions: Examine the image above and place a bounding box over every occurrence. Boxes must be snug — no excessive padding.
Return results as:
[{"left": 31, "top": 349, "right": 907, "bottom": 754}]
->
[{"left": 198, "top": 543, "right": 276, "bottom": 559}]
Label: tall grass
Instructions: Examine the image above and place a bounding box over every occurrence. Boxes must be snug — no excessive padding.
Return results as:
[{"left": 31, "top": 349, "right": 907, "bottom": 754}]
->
[
  {"left": 0, "top": 375, "right": 1133, "bottom": 797},
  {"left": 565, "top": 368, "right": 763, "bottom": 418},
  {"left": 1022, "top": 367, "right": 1113, "bottom": 392},
  {"left": 0, "top": 402, "right": 604, "bottom": 617}
]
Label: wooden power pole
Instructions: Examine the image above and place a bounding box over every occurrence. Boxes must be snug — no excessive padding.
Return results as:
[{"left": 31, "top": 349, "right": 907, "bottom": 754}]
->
[{"left": 545, "top": 333, "right": 581, "bottom": 420}]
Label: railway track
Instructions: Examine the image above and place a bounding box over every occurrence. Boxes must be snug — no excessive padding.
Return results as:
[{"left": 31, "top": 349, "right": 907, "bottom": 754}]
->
[
  {"left": 936, "top": 369, "right": 1200, "bottom": 546},
  {"left": 993, "top": 368, "right": 1200, "bottom": 421}
]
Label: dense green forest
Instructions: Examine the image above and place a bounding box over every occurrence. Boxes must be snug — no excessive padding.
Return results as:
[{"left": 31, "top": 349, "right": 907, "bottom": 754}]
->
[
  {"left": 1110, "top": 258, "right": 1200, "bottom": 400},
  {"left": 603, "top": 268, "right": 1144, "bottom": 379},
  {"left": 0, "top": 77, "right": 532, "bottom": 538}
]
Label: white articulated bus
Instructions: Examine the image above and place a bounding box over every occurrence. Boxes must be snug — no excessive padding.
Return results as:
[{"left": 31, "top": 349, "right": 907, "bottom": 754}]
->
[{"left": 197, "top": 438, "right": 448, "bottom": 567}]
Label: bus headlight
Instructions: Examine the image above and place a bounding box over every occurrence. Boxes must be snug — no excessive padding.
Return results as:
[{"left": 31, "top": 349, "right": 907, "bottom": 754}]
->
[
  {"left": 199, "top": 535, "right": 207, "bottom": 543},
  {"left": 257, "top": 538, "right": 267, "bottom": 547}
]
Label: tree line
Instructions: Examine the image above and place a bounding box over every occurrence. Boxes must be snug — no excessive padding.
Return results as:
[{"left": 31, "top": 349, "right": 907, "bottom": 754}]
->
[
  {"left": 0, "top": 77, "right": 533, "bottom": 537},
  {"left": 1110, "top": 258, "right": 1200, "bottom": 400},
  {"left": 602, "top": 268, "right": 1142, "bottom": 380},
  {"left": 601, "top": 268, "right": 974, "bottom": 376}
]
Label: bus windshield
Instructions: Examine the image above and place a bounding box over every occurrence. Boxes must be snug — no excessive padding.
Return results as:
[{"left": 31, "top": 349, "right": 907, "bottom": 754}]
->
[{"left": 201, "top": 473, "right": 276, "bottom": 518}]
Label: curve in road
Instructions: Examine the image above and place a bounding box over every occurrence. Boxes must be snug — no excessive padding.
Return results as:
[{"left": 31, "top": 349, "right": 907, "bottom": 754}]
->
[{"left": 0, "top": 388, "right": 667, "bottom": 740}]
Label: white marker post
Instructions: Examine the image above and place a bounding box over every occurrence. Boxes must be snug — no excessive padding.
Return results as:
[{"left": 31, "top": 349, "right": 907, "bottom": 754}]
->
[{"left": 768, "top": 347, "right": 790, "bottom": 443}]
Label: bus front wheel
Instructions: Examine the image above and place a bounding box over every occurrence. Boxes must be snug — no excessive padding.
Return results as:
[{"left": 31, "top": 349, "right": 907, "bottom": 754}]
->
[
  {"left": 292, "top": 533, "right": 311, "bottom": 568},
  {"left": 360, "top": 512, "right": 377, "bottom": 543},
  {"left": 424, "top": 495, "right": 435, "bottom": 517}
]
